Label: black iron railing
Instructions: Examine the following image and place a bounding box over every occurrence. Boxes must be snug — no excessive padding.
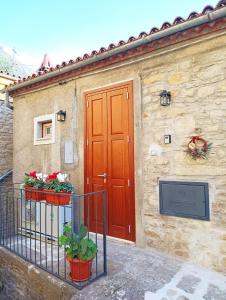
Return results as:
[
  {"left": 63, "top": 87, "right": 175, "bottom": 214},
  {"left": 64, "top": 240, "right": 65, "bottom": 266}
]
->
[
  {"left": 0, "top": 170, "right": 13, "bottom": 183},
  {"left": 0, "top": 187, "right": 107, "bottom": 289}
]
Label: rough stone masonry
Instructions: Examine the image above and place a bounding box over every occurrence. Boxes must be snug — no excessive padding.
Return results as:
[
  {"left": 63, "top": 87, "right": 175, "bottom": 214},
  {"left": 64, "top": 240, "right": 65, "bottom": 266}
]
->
[
  {"left": 0, "top": 102, "right": 13, "bottom": 240},
  {"left": 12, "top": 31, "right": 226, "bottom": 272},
  {"left": 0, "top": 102, "right": 13, "bottom": 177}
]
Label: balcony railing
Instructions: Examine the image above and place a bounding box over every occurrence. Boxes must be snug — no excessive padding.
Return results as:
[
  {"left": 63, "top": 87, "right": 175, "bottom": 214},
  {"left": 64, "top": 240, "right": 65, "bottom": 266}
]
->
[{"left": 0, "top": 186, "right": 107, "bottom": 290}]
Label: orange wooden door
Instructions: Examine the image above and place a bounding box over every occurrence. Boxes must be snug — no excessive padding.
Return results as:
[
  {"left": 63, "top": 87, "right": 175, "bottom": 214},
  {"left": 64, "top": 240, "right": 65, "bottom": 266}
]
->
[{"left": 85, "top": 82, "right": 135, "bottom": 241}]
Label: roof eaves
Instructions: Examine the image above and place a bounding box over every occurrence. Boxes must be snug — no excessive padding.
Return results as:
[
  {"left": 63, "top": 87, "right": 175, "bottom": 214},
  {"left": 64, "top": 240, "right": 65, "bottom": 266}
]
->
[
  {"left": 7, "top": 2, "right": 226, "bottom": 93},
  {"left": 0, "top": 71, "right": 18, "bottom": 81}
]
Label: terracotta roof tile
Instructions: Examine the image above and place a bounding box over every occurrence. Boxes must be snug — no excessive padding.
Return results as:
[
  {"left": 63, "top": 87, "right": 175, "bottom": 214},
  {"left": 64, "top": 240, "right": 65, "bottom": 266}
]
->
[
  {"left": 0, "top": 70, "right": 17, "bottom": 78},
  {"left": 161, "top": 22, "right": 171, "bottom": 30},
  {"left": 202, "top": 5, "right": 215, "bottom": 13},
  {"left": 138, "top": 32, "right": 148, "bottom": 38},
  {"left": 12, "top": 1, "right": 226, "bottom": 85},
  {"left": 217, "top": 0, "right": 226, "bottom": 7},
  {"left": 173, "top": 17, "right": 185, "bottom": 25}
]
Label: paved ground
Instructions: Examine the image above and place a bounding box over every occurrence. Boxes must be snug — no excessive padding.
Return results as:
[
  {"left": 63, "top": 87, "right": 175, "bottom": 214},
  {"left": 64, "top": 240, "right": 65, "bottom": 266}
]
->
[
  {"left": 72, "top": 238, "right": 226, "bottom": 300},
  {"left": 2, "top": 236, "right": 226, "bottom": 299}
]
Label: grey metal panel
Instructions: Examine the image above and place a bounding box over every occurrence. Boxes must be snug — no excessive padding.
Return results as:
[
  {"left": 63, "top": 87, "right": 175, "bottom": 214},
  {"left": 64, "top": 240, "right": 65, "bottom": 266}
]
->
[{"left": 159, "top": 181, "right": 209, "bottom": 221}]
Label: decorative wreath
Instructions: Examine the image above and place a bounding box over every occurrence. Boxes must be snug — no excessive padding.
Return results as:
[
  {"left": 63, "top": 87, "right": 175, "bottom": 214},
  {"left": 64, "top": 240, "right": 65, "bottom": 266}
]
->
[{"left": 187, "top": 136, "right": 212, "bottom": 160}]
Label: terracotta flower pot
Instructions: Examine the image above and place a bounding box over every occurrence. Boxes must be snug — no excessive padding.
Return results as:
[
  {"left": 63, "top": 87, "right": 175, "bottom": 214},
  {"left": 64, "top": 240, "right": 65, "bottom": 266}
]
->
[
  {"left": 45, "top": 190, "right": 71, "bottom": 205},
  {"left": 24, "top": 186, "right": 44, "bottom": 201},
  {"left": 67, "top": 256, "right": 93, "bottom": 282},
  {"left": 25, "top": 187, "right": 44, "bottom": 201}
]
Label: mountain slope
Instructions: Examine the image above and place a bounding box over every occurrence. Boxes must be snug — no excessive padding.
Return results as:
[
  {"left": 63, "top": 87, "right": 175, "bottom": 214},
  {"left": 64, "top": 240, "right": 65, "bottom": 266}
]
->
[{"left": 0, "top": 46, "right": 33, "bottom": 77}]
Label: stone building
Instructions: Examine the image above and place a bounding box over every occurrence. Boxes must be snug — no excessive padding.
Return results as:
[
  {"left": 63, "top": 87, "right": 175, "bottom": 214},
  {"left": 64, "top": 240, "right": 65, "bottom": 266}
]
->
[
  {"left": 0, "top": 73, "right": 15, "bottom": 245},
  {"left": 0, "top": 72, "right": 15, "bottom": 179},
  {"left": 6, "top": 1, "right": 226, "bottom": 273},
  {"left": 0, "top": 102, "right": 13, "bottom": 177},
  {"left": 0, "top": 47, "right": 32, "bottom": 179}
]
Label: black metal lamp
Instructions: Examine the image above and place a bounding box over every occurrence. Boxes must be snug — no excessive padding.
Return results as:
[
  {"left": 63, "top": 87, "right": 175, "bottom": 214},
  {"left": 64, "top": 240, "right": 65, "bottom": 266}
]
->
[
  {"left": 160, "top": 90, "right": 171, "bottom": 106},
  {"left": 56, "top": 110, "right": 66, "bottom": 122}
]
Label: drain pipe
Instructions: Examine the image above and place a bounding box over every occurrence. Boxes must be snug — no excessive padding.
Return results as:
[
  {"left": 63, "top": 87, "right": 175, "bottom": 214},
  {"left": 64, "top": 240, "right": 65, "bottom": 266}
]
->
[
  {"left": 3, "top": 90, "right": 13, "bottom": 110},
  {"left": 0, "top": 170, "right": 13, "bottom": 183},
  {"left": 4, "top": 90, "right": 9, "bottom": 107},
  {"left": 0, "top": 88, "right": 10, "bottom": 108}
]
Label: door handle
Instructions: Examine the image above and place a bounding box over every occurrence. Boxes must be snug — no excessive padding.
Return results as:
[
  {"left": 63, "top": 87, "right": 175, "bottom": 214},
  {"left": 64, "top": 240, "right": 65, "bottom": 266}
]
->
[{"left": 97, "top": 172, "right": 107, "bottom": 178}]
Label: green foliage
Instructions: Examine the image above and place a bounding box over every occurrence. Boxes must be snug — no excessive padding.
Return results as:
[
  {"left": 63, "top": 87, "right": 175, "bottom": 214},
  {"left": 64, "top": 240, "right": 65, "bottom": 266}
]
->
[
  {"left": 23, "top": 175, "right": 44, "bottom": 188},
  {"left": 44, "top": 180, "right": 73, "bottom": 192},
  {"left": 23, "top": 176, "right": 36, "bottom": 187},
  {"left": 59, "top": 224, "right": 97, "bottom": 261},
  {"left": 44, "top": 180, "right": 58, "bottom": 190},
  {"left": 34, "top": 180, "right": 45, "bottom": 188}
]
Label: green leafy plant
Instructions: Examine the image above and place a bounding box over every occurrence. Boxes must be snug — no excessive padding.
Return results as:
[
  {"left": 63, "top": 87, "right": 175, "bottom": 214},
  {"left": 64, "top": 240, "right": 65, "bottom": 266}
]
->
[
  {"left": 44, "top": 180, "right": 73, "bottom": 192},
  {"left": 59, "top": 224, "right": 97, "bottom": 261},
  {"left": 44, "top": 172, "right": 74, "bottom": 192},
  {"left": 34, "top": 179, "right": 45, "bottom": 188},
  {"left": 23, "top": 176, "right": 37, "bottom": 187},
  {"left": 23, "top": 172, "right": 44, "bottom": 188}
]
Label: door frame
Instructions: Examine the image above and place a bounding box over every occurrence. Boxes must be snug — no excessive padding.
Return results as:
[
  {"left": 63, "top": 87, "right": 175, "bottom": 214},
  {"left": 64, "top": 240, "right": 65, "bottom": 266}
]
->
[{"left": 84, "top": 80, "right": 135, "bottom": 242}]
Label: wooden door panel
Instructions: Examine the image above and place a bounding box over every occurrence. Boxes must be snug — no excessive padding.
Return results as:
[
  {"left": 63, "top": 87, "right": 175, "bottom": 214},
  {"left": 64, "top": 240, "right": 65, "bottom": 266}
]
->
[
  {"left": 89, "top": 183, "right": 104, "bottom": 233},
  {"left": 109, "top": 185, "right": 128, "bottom": 238},
  {"left": 107, "top": 87, "right": 130, "bottom": 239},
  {"left": 111, "top": 139, "right": 126, "bottom": 179},
  {"left": 111, "top": 186, "right": 126, "bottom": 226},
  {"left": 92, "top": 98, "right": 104, "bottom": 136},
  {"left": 92, "top": 141, "right": 105, "bottom": 177},
  {"left": 110, "top": 93, "right": 124, "bottom": 134},
  {"left": 86, "top": 92, "right": 107, "bottom": 233},
  {"left": 85, "top": 82, "right": 135, "bottom": 241}
]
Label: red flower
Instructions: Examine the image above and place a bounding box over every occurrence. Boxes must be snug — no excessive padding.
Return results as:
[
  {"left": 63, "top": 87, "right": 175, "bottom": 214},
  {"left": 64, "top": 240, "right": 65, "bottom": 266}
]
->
[
  {"left": 29, "top": 171, "right": 37, "bottom": 178},
  {"left": 46, "top": 171, "right": 60, "bottom": 181}
]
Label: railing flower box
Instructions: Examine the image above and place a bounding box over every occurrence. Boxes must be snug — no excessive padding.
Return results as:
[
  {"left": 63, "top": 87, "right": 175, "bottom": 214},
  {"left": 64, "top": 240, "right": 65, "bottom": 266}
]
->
[
  {"left": 24, "top": 186, "right": 44, "bottom": 201},
  {"left": 23, "top": 171, "right": 46, "bottom": 201},
  {"left": 44, "top": 172, "right": 73, "bottom": 206},
  {"left": 23, "top": 171, "right": 73, "bottom": 205},
  {"left": 45, "top": 190, "right": 71, "bottom": 205}
]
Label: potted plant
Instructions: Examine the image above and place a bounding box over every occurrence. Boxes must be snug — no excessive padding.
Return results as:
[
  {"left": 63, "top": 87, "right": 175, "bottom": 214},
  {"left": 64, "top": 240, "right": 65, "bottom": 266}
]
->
[
  {"left": 59, "top": 224, "right": 97, "bottom": 282},
  {"left": 44, "top": 172, "right": 73, "bottom": 205},
  {"left": 23, "top": 171, "right": 46, "bottom": 201}
]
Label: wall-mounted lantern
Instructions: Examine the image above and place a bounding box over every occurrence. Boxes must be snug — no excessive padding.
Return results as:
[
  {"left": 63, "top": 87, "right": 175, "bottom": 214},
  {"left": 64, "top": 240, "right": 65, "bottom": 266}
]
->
[
  {"left": 56, "top": 110, "right": 66, "bottom": 122},
  {"left": 160, "top": 90, "right": 171, "bottom": 106}
]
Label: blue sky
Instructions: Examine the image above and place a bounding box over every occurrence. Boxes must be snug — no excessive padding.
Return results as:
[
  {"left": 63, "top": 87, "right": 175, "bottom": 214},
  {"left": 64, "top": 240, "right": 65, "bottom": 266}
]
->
[{"left": 1, "top": 0, "right": 218, "bottom": 69}]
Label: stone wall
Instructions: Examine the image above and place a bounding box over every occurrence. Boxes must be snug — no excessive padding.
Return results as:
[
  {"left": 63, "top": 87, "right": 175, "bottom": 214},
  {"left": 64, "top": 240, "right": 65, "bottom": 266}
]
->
[
  {"left": 0, "top": 176, "right": 14, "bottom": 241},
  {"left": 0, "top": 103, "right": 13, "bottom": 241},
  {"left": 0, "top": 248, "right": 76, "bottom": 300},
  {"left": 141, "top": 35, "right": 226, "bottom": 273},
  {"left": 0, "top": 102, "right": 13, "bottom": 177},
  {"left": 13, "top": 32, "right": 226, "bottom": 273}
]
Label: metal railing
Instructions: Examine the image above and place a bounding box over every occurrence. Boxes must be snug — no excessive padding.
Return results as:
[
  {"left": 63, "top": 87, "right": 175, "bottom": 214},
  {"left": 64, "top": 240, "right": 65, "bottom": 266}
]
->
[
  {"left": 0, "top": 170, "right": 13, "bottom": 183},
  {"left": 0, "top": 187, "right": 107, "bottom": 289}
]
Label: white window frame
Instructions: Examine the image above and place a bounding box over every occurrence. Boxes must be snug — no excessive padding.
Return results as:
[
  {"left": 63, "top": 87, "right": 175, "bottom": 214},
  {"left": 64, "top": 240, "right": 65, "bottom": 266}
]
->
[{"left": 34, "top": 114, "right": 56, "bottom": 145}]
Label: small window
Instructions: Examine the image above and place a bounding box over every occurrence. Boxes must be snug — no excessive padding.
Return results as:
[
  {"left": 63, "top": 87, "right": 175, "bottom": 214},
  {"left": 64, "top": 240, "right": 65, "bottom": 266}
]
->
[
  {"left": 34, "top": 114, "right": 55, "bottom": 145},
  {"left": 42, "top": 122, "right": 52, "bottom": 139}
]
